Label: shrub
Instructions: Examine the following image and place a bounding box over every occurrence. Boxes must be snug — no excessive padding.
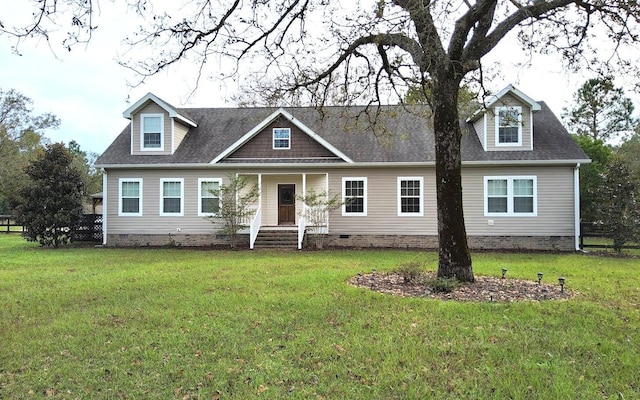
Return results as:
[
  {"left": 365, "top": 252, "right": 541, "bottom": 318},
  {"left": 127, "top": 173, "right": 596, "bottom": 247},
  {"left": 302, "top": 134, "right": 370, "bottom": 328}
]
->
[
  {"left": 424, "top": 277, "right": 462, "bottom": 293},
  {"left": 394, "top": 261, "right": 425, "bottom": 283}
]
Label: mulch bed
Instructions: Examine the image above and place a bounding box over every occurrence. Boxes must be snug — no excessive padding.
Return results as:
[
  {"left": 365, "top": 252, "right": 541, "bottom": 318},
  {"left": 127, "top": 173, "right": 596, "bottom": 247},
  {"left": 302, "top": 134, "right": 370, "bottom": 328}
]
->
[{"left": 348, "top": 272, "right": 574, "bottom": 302}]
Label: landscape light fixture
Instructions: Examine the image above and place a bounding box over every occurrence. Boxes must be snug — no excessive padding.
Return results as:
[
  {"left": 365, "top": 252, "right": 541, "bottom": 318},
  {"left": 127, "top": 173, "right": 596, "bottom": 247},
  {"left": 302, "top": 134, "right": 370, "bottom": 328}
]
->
[
  {"left": 558, "top": 277, "right": 565, "bottom": 293},
  {"left": 537, "top": 272, "right": 543, "bottom": 284},
  {"left": 501, "top": 268, "right": 508, "bottom": 279}
]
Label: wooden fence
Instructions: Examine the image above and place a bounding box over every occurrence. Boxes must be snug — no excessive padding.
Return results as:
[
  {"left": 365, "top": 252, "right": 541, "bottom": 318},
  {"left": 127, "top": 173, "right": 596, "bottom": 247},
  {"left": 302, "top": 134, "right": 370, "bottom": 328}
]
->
[
  {"left": 0, "top": 214, "right": 103, "bottom": 243},
  {"left": 580, "top": 222, "right": 640, "bottom": 250},
  {"left": 0, "top": 215, "right": 24, "bottom": 233}
]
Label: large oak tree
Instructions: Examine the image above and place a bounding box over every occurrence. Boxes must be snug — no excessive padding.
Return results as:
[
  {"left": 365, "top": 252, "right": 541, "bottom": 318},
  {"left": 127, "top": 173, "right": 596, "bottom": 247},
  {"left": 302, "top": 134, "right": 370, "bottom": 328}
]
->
[{"left": 3, "top": 1, "right": 640, "bottom": 281}]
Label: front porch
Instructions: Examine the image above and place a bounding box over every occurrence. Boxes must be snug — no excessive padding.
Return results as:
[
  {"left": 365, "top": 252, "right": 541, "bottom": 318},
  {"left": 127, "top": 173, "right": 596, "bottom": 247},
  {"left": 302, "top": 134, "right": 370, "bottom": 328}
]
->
[{"left": 239, "top": 172, "right": 331, "bottom": 249}]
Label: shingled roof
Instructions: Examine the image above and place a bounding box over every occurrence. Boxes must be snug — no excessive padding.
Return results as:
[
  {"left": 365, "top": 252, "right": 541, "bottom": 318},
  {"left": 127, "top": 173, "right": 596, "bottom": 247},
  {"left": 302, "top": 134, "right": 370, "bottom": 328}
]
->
[{"left": 95, "top": 102, "right": 589, "bottom": 167}]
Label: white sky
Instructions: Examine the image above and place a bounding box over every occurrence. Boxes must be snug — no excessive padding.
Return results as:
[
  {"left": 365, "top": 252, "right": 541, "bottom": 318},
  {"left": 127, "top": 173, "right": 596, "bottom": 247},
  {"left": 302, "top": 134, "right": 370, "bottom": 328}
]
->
[{"left": 0, "top": 2, "right": 637, "bottom": 155}]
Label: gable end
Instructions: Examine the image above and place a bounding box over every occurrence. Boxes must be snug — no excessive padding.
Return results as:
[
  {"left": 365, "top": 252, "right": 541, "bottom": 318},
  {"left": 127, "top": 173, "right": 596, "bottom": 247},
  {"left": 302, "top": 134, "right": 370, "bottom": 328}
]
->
[{"left": 212, "top": 109, "right": 353, "bottom": 164}]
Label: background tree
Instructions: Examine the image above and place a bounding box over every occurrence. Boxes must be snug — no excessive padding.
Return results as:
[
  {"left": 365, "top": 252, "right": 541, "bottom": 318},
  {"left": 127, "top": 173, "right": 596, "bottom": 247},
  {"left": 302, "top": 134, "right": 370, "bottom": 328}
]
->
[
  {"left": 563, "top": 77, "right": 636, "bottom": 143},
  {"left": 405, "top": 83, "right": 481, "bottom": 120},
  {"left": 68, "top": 140, "right": 103, "bottom": 200},
  {"left": 596, "top": 158, "right": 640, "bottom": 252},
  {"left": 616, "top": 130, "right": 640, "bottom": 191},
  {"left": 209, "top": 174, "right": 259, "bottom": 249},
  {"left": 4, "top": 1, "right": 640, "bottom": 281},
  {"left": 0, "top": 88, "right": 59, "bottom": 213},
  {"left": 15, "top": 143, "right": 84, "bottom": 247},
  {"left": 572, "top": 135, "right": 613, "bottom": 222}
]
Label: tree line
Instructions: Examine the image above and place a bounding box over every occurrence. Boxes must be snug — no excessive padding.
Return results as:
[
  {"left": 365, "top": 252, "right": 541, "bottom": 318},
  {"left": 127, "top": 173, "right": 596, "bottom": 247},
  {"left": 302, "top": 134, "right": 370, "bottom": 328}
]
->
[
  {"left": 562, "top": 77, "right": 640, "bottom": 251},
  {"left": 0, "top": 87, "right": 102, "bottom": 247}
]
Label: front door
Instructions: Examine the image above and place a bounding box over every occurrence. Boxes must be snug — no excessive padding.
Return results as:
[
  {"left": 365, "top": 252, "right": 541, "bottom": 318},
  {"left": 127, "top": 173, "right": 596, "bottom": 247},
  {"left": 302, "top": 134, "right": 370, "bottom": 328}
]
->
[{"left": 278, "top": 184, "right": 296, "bottom": 225}]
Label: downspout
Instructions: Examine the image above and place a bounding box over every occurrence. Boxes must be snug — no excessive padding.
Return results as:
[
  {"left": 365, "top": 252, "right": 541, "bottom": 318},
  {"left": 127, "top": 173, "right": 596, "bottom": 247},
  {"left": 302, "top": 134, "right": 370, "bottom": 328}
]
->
[
  {"left": 574, "top": 163, "right": 581, "bottom": 251},
  {"left": 102, "top": 168, "right": 107, "bottom": 246}
]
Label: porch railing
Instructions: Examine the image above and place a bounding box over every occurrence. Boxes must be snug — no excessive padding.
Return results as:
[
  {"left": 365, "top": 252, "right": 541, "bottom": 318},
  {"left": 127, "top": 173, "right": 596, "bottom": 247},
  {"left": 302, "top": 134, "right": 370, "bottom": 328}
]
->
[
  {"left": 297, "top": 211, "right": 307, "bottom": 250},
  {"left": 249, "top": 205, "right": 262, "bottom": 250}
]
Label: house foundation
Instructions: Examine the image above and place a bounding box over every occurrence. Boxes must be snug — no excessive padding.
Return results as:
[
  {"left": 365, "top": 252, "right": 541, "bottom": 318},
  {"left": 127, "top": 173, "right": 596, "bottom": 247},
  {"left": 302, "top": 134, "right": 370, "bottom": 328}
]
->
[{"left": 105, "top": 233, "right": 574, "bottom": 251}]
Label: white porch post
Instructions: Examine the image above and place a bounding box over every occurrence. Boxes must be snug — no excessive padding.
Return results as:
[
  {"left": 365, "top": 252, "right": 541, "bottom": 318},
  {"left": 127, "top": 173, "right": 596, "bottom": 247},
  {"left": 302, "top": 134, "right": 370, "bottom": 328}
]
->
[
  {"left": 302, "top": 173, "right": 306, "bottom": 203},
  {"left": 258, "top": 173, "right": 262, "bottom": 209}
]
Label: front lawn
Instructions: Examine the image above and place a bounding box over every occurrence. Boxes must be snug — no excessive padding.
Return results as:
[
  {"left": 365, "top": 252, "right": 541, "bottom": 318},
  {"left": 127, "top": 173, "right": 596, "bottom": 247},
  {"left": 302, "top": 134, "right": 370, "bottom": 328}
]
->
[{"left": 1, "top": 235, "right": 638, "bottom": 399}]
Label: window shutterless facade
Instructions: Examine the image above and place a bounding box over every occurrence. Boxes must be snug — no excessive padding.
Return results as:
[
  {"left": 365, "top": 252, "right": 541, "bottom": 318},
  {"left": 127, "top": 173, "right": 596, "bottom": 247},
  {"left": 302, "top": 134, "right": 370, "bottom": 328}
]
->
[
  {"left": 495, "top": 106, "right": 522, "bottom": 146},
  {"left": 160, "top": 178, "right": 184, "bottom": 216},
  {"left": 141, "top": 114, "right": 164, "bottom": 151},
  {"left": 119, "top": 178, "right": 143, "bottom": 216},
  {"left": 198, "top": 178, "right": 222, "bottom": 216},
  {"left": 273, "top": 127, "right": 291, "bottom": 149},
  {"left": 397, "top": 177, "right": 424, "bottom": 216},
  {"left": 342, "top": 177, "right": 367, "bottom": 216},
  {"left": 484, "top": 176, "right": 537, "bottom": 216}
]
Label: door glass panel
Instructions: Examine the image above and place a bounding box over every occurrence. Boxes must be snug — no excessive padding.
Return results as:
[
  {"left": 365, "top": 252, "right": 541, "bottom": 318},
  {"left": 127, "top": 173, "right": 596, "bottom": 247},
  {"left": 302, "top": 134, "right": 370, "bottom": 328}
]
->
[{"left": 280, "top": 186, "right": 294, "bottom": 205}]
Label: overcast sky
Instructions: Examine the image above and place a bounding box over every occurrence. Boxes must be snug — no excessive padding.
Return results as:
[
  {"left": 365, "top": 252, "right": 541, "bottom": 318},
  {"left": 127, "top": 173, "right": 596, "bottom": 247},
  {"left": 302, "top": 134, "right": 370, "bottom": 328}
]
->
[{"left": 1, "top": 2, "right": 637, "bottom": 155}]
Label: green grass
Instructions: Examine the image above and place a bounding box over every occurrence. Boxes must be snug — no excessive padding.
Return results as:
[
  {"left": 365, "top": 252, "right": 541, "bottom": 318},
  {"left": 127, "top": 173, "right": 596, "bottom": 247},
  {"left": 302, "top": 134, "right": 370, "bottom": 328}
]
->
[{"left": 1, "top": 235, "right": 639, "bottom": 399}]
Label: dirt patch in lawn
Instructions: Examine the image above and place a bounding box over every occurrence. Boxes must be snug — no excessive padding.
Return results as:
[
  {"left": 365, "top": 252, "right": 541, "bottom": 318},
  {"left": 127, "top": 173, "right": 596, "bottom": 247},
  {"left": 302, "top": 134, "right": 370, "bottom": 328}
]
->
[{"left": 348, "top": 272, "right": 574, "bottom": 302}]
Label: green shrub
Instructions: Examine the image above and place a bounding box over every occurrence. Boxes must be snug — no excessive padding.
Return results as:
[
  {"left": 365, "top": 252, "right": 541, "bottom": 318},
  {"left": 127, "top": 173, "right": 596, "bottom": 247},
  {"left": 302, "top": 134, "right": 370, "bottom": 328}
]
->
[
  {"left": 424, "top": 277, "right": 462, "bottom": 293},
  {"left": 394, "top": 260, "right": 425, "bottom": 283}
]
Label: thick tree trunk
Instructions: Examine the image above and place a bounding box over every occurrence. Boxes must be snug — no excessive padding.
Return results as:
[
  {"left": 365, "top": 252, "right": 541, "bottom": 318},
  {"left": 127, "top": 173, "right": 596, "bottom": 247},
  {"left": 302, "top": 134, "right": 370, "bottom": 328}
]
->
[{"left": 432, "top": 75, "right": 474, "bottom": 282}]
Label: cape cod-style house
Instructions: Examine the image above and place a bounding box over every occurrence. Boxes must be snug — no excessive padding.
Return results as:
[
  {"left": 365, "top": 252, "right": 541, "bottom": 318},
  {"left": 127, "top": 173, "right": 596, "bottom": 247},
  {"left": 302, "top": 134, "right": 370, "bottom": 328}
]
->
[{"left": 95, "top": 85, "right": 590, "bottom": 250}]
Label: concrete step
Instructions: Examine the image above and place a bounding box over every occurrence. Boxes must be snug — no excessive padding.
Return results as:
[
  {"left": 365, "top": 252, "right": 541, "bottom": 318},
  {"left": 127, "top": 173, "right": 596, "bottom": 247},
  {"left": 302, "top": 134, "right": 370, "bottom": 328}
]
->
[{"left": 254, "top": 229, "right": 299, "bottom": 249}]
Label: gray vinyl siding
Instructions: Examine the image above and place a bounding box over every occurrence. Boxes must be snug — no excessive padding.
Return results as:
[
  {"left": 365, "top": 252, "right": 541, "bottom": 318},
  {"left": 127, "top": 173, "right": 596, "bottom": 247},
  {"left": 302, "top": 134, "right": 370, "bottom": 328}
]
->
[
  {"left": 486, "top": 93, "right": 532, "bottom": 151},
  {"left": 462, "top": 166, "right": 575, "bottom": 236},
  {"left": 106, "top": 169, "right": 230, "bottom": 235},
  {"left": 473, "top": 116, "right": 486, "bottom": 150},
  {"left": 327, "top": 167, "right": 438, "bottom": 235},
  {"left": 104, "top": 165, "right": 576, "bottom": 238},
  {"left": 173, "top": 121, "right": 190, "bottom": 153},
  {"left": 106, "top": 169, "right": 330, "bottom": 235},
  {"left": 131, "top": 103, "right": 172, "bottom": 155}
]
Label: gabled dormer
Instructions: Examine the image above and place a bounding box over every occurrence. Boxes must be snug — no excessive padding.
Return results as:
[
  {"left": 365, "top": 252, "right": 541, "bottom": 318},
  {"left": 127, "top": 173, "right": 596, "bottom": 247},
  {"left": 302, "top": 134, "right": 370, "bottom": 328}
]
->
[
  {"left": 123, "top": 93, "right": 198, "bottom": 155},
  {"left": 467, "top": 85, "right": 541, "bottom": 151},
  {"left": 212, "top": 108, "right": 353, "bottom": 164}
]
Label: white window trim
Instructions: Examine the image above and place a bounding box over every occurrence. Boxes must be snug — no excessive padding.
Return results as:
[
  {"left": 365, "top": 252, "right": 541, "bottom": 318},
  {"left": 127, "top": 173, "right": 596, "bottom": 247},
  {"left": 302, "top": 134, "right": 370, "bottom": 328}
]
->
[
  {"left": 160, "top": 178, "right": 184, "bottom": 216},
  {"left": 198, "top": 178, "right": 222, "bottom": 216},
  {"left": 140, "top": 113, "right": 165, "bottom": 151},
  {"left": 397, "top": 177, "right": 424, "bottom": 217},
  {"left": 494, "top": 106, "right": 522, "bottom": 147},
  {"left": 118, "top": 178, "right": 143, "bottom": 217},
  {"left": 484, "top": 176, "right": 537, "bottom": 217},
  {"left": 342, "top": 177, "right": 367, "bottom": 216},
  {"left": 272, "top": 127, "right": 291, "bottom": 150}
]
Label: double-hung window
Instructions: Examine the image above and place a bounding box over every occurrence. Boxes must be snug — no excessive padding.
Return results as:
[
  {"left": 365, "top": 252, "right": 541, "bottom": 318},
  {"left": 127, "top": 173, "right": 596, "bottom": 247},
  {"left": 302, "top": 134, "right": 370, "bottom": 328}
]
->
[
  {"left": 495, "top": 106, "right": 522, "bottom": 146},
  {"left": 485, "top": 176, "right": 537, "bottom": 216},
  {"left": 141, "top": 114, "right": 164, "bottom": 150},
  {"left": 198, "top": 178, "right": 222, "bottom": 216},
  {"left": 160, "top": 178, "right": 184, "bottom": 216},
  {"left": 119, "top": 178, "right": 142, "bottom": 216},
  {"left": 398, "top": 177, "right": 424, "bottom": 216},
  {"left": 273, "top": 128, "right": 291, "bottom": 149},
  {"left": 342, "top": 177, "right": 367, "bottom": 216}
]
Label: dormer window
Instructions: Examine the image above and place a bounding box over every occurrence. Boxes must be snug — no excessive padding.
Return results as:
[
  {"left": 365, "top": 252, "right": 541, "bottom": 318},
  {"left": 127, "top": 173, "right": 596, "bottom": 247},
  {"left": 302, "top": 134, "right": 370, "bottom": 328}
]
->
[
  {"left": 141, "top": 114, "right": 164, "bottom": 151},
  {"left": 273, "top": 128, "right": 291, "bottom": 149},
  {"left": 495, "top": 106, "right": 522, "bottom": 146}
]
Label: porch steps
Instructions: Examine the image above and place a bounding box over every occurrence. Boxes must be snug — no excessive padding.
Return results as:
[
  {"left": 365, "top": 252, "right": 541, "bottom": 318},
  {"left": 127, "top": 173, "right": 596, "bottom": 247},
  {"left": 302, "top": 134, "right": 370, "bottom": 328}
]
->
[{"left": 253, "top": 229, "right": 299, "bottom": 249}]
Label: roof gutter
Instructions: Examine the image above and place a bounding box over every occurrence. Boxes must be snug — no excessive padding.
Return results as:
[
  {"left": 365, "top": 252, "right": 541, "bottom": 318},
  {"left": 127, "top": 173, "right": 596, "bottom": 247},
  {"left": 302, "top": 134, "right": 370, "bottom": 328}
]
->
[{"left": 96, "top": 158, "right": 592, "bottom": 170}]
